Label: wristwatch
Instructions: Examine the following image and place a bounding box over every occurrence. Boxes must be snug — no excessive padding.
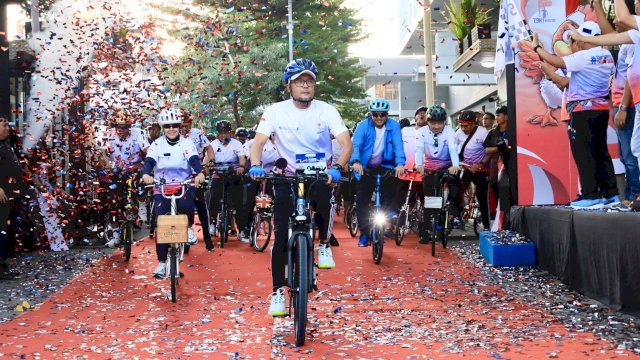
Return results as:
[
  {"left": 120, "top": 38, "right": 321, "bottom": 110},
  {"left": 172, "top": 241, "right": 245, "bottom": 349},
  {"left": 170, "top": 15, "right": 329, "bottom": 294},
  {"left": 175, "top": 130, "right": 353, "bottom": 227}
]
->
[{"left": 619, "top": 105, "right": 629, "bottom": 112}]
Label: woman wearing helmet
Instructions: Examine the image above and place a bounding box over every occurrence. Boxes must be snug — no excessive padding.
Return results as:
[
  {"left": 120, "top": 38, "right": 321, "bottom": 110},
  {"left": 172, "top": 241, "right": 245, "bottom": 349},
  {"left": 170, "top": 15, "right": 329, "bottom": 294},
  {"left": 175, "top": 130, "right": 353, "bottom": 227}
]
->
[
  {"left": 415, "top": 105, "right": 462, "bottom": 243},
  {"left": 142, "top": 107, "right": 207, "bottom": 279},
  {"left": 207, "top": 120, "right": 251, "bottom": 242}
]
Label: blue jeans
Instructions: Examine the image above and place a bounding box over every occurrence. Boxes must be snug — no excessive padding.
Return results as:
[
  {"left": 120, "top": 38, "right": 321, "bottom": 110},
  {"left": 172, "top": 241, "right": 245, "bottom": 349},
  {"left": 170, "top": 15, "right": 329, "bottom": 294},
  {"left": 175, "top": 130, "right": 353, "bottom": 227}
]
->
[{"left": 614, "top": 106, "right": 640, "bottom": 200}]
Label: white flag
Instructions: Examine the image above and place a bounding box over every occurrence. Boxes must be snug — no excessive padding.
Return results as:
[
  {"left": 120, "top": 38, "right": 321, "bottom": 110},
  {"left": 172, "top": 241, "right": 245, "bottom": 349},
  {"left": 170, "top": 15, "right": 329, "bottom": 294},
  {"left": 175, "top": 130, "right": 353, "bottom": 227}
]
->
[{"left": 494, "top": 0, "right": 532, "bottom": 81}]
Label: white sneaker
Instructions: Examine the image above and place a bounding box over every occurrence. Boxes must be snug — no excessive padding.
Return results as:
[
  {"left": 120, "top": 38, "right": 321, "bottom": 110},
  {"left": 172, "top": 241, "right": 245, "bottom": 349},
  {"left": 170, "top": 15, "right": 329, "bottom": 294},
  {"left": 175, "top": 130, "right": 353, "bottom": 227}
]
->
[
  {"left": 138, "top": 200, "right": 148, "bottom": 223},
  {"left": 209, "top": 223, "right": 216, "bottom": 237},
  {"left": 152, "top": 262, "right": 167, "bottom": 279},
  {"left": 268, "top": 288, "right": 287, "bottom": 317},
  {"left": 317, "top": 243, "right": 335, "bottom": 269},
  {"left": 105, "top": 229, "right": 120, "bottom": 248},
  {"left": 187, "top": 227, "right": 198, "bottom": 245},
  {"left": 238, "top": 228, "right": 250, "bottom": 244}
]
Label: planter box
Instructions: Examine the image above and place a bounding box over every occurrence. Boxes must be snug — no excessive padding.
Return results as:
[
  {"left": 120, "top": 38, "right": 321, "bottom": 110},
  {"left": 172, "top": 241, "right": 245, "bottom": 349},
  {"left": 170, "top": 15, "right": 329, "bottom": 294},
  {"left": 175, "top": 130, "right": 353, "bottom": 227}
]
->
[
  {"left": 479, "top": 231, "right": 537, "bottom": 267},
  {"left": 471, "top": 24, "right": 492, "bottom": 44}
]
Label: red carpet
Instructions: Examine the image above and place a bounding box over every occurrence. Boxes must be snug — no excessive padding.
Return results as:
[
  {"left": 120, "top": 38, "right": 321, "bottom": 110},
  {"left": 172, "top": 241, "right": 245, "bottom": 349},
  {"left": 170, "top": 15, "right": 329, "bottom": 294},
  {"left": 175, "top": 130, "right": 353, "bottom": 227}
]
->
[{"left": 0, "top": 217, "right": 632, "bottom": 359}]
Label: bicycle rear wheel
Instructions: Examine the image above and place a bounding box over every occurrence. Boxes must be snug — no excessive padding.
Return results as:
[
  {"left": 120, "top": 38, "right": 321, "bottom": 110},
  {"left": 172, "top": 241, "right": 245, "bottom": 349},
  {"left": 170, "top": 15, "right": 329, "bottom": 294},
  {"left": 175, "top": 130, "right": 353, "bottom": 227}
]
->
[
  {"left": 394, "top": 209, "right": 408, "bottom": 246},
  {"left": 123, "top": 222, "right": 133, "bottom": 262},
  {"left": 347, "top": 205, "right": 358, "bottom": 238},
  {"left": 170, "top": 247, "right": 178, "bottom": 302},
  {"left": 293, "top": 234, "right": 309, "bottom": 346},
  {"left": 372, "top": 224, "right": 384, "bottom": 264},
  {"left": 251, "top": 215, "right": 272, "bottom": 252},
  {"left": 442, "top": 211, "right": 449, "bottom": 249}
]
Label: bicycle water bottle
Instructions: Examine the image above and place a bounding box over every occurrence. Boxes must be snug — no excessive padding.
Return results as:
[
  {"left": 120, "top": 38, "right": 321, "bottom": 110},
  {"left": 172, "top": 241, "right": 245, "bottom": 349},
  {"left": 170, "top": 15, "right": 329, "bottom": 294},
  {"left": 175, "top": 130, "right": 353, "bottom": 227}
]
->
[{"left": 295, "top": 197, "right": 306, "bottom": 221}]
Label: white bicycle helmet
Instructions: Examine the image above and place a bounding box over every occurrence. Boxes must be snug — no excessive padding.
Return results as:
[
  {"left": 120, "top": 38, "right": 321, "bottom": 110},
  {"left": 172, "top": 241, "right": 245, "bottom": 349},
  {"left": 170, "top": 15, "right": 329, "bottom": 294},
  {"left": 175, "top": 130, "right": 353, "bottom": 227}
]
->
[{"left": 158, "top": 107, "right": 182, "bottom": 126}]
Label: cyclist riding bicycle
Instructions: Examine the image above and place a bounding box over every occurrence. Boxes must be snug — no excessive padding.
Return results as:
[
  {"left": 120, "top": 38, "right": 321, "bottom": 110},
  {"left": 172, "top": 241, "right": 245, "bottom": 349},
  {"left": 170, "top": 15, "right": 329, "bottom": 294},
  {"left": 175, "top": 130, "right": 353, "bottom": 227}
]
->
[
  {"left": 415, "top": 105, "right": 461, "bottom": 244},
  {"left": 235, "top": 127, "right": 249, "bottom": 144},
  {"left": 248, "top": 58, "right": 353, "bottom": 317},
  {"left": 102, "top": 110, "right": 147, "bottom": 248},
  {"left": 350, "top": 98, "right": 405, "bottom": 247},
  {"left": 207, "top": 120, "right": 251, "bottom": 242},
  {"left": 454, "top": 110, "right": 491, "bottom": 231},
  {"left": 142, "top": 107, "right": 206, "bottom": 279}
]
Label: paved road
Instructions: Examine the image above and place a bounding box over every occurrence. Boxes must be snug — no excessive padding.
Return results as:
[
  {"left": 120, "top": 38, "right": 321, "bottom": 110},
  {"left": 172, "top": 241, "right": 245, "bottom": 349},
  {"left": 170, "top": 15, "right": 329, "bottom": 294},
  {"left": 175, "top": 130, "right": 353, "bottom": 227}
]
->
[{"left": 0, "top": 219, "right": 634, "bottom": 359}]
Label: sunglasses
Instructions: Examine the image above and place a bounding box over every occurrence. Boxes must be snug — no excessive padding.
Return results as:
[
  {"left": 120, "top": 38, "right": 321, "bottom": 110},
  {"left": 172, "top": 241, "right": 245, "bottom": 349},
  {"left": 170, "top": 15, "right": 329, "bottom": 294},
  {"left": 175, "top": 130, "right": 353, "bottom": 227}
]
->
[
  {"left": 372, "top": 112, "right": 387, "bottom": 118},
  {"left": 163, "top": 124, "right": 180, "bottom": 129}
]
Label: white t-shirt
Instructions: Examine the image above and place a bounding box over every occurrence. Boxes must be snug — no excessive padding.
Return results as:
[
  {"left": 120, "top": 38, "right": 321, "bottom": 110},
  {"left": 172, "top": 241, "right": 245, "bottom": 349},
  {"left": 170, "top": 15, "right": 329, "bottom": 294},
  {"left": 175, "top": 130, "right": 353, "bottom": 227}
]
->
[
  {"left": 454, "top": 126, "right": 488, "bottom": 165},
  {"left": 105, "top": 129, "right": 146, "bottom": 168},
  {"left": 368, "top": 126, "right": 386, "bottom": 167},
  {"left": 244, "top": 139, "right": 280, "bottom": 171},
  {"left": 146, "top": 136, "right": 199, "bottom": 183},
  {"left": 626, "top": 18, "right": 640, "bottom": 105},
  {"left": 563, "top": 46, "right": 614, "bottom": 103},
  {"left": 402, "top": 126, "right": 421, "bottom": 170},
  {"left": 209, "top": 138, "right": 245, "bottom": 169},
  {"left": 257, "top": 99, "right": 348, "bottom": 174},
  {"left": 183, "top": 127, "right": 210, "bottom": 159},
  {"left": 415, "top": 125, "right": 458, "bottom": 170}
]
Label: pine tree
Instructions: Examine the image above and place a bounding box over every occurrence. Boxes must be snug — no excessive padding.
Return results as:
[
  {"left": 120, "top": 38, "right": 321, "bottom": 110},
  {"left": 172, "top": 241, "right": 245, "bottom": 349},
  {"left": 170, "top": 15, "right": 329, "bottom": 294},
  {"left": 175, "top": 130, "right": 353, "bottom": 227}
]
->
[{"left": 163, "top": 0, "right": 367, "bottom": 130}]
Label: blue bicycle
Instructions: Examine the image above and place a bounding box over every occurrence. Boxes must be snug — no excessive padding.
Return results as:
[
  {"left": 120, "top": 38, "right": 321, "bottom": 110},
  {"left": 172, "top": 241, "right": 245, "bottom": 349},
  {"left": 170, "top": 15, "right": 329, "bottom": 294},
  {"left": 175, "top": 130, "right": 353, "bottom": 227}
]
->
[{"left": 361, "top": 169, "right": 395, "bottom": 265}]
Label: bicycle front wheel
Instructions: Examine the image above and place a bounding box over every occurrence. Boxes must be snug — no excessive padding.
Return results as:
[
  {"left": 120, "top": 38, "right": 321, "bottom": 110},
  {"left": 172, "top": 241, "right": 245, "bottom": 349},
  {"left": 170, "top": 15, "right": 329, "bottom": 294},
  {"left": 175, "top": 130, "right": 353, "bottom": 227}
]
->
[
  {"left": 170, "top": 248, "right": 178, "bottom": 302},
  {"left": 431, "top": 216, "right": 437, "bottom": 257},
  {"left": 293, "top": 234, "right": 309, "bottom": 346},
  {"left": 251, "top": 215, "right": 272, "bottom": 252},
  {"left": 123, "top": 222, "right": 133, "bottom": 262},
  {"left": 347, "top": 205, "right": 358, "bottom": 238},
  {"left": 372, "top": 224, "right": 384, "bottom": 264},
  {"left": 394, "top": 209, "right": 408, "bottom": 246}
]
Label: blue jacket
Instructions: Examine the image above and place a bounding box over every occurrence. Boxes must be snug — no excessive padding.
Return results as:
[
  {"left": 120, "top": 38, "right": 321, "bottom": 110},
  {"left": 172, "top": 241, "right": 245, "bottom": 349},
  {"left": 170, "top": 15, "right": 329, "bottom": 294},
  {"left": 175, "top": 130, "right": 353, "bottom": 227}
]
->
[{"left": 350, "top": 117, "right": 405, "bottom": 168}]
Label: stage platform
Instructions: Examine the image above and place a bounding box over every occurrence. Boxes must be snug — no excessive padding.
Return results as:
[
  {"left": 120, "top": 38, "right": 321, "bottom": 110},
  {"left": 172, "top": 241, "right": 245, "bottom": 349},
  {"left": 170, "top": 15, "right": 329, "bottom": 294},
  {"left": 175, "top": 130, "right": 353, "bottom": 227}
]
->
[{"left": 511, "top": 206, "right": 640, "bottom": 311}]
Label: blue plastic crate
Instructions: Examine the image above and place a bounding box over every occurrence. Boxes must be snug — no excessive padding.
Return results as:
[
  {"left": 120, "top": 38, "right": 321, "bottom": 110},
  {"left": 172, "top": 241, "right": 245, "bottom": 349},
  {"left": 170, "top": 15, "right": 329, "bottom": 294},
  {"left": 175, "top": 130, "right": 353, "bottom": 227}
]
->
[{"left": 479, "top": 231, "right": 537, "bottom": 267}]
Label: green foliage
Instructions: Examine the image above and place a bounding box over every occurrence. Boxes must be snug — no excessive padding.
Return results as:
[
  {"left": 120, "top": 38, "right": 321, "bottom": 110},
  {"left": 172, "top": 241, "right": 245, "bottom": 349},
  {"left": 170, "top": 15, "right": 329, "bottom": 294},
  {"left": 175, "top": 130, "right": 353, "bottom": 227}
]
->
[
  {"left": 162, "top": 0, "right": 367, "bottom": 130},
  {"left": 443, "top": 0, "right": 492, "bottom": 41}
]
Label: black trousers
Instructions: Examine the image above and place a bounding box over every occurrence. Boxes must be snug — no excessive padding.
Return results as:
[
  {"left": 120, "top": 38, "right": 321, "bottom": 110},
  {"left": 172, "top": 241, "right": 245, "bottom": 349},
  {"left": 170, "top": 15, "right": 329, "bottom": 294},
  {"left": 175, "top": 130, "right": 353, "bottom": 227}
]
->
[
  {"left": 209, "top": 175, "right": 250, "bottom": 231},
  {"left": 271, "top": 180, "right": 331, "bottom": 290},
  {"left": 355, "top": 169, "right": 400, "bottom": 235},
  {"left": 460, "top": 170, "right": 491, "bottom": 229},
  {"left": 194, "top": 186, "right": 212, "bottom": 247},
  {"left": 569, "top": 110, "right": 618, "bottom": 200}
]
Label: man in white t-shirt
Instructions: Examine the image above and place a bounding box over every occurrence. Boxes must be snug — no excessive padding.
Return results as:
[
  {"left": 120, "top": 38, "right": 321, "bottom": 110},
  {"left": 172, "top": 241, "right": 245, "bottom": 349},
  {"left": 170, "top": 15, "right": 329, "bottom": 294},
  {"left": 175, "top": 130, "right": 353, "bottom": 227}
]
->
[
  {"left": 535, "top": 21, "right": 619, "bottom": 208},
  {"left": 182, "top": 112, "right": 215, "bottom": 250},
  {"left": 248, "top": 58, "right": 353, "bottom": 317},
  {"left": 207, "top": 120, "right": 250, "bottom": 243},
  {"left": 350, "top": 98, "right": 405, "bottom": 247},
  {"left": 415, "top": 105, "right": 461, "bottom": 243},
  {"left": 454, "top": 111, "right": 490, "bottom": 230}
]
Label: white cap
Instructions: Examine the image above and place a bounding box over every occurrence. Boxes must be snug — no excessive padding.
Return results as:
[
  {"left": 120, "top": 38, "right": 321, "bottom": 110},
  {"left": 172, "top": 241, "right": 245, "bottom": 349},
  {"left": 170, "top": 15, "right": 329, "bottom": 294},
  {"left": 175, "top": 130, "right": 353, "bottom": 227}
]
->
[
  {"left": 290, "top": 70, "right": 317, "bottom": 81},
  {"left": 577, "top": 21, "right": 601, "bottom": 37}
]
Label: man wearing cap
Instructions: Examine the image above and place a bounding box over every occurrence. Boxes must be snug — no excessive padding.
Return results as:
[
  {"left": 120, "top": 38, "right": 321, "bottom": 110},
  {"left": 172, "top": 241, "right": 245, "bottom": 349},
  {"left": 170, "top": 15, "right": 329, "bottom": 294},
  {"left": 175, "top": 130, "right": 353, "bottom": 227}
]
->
[{"left": 534, "top": 21, "right": 619, "bottom": 208}]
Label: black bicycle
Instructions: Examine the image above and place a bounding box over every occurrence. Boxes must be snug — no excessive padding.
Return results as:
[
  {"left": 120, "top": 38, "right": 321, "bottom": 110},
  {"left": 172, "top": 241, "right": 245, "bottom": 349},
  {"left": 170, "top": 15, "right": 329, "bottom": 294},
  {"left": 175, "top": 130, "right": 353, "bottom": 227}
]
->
[
  {"left": 394, "top": 170, "right": 421, "bottom": 246},
  {"left": 259, "top": 159, "right": 331, "bottom": 346},
  {"left": 423, "top": 171, "right": 453, "bottom": 257},
  {"left": 210, "top": 164, "right": 236, "bottom": 248},
  {"left": 344, "top": 190, "right": 358, "bottom": 238}
]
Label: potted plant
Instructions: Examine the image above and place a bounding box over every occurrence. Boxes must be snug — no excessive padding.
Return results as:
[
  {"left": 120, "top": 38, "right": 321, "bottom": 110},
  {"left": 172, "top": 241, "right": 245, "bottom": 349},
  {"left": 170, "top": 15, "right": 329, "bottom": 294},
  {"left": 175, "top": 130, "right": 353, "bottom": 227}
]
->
[{"left": 443, "top": 0, "right": 470, "bottom": 56}]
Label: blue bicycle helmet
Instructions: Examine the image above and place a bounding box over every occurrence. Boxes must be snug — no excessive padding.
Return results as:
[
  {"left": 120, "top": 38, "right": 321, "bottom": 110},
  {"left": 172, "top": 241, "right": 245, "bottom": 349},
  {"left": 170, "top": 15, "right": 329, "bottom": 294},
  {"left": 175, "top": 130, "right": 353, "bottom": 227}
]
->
[
  {"left": 283, "top": 58, "right": 319, "bottom": 84},
  {"left": 368, "top": 98, "right": 390, "bottom": 113}
]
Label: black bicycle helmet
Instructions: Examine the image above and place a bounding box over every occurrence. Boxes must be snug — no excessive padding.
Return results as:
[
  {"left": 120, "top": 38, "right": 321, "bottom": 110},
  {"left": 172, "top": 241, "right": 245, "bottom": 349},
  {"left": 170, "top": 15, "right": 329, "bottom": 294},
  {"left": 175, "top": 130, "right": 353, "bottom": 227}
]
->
[
  {"left": 458, "top": 110, "right": 477, "bottom": 123},
  {"left": 399, "top": 118, "right": 411, "bottom": 129},
  {"left": 247, "top": 128, "right": 256, "bottom": 139},
  {"left": 235, "top": 127, "right": 248, "bottom": 137},
  {"left": 215, "top": 120, "right": 232, "bottom": 133},
  {"left": 426, "top": 105, "right": 447, "bottom": 121}
]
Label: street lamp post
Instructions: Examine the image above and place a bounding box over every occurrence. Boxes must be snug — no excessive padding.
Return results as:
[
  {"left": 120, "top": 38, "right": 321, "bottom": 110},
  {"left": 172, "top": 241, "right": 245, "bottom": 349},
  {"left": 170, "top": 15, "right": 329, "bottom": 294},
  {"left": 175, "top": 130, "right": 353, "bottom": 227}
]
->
[{"left": 287, "top": 0, "right": 293, "bottom": 62}]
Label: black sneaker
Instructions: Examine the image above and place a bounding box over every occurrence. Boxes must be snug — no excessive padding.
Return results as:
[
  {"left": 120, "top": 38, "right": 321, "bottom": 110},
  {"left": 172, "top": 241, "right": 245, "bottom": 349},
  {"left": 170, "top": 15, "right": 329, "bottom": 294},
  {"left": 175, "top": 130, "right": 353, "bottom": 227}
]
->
[
  {"left": 329, "top": 234, "right": 339, "bottom": 247},
  {"left": 205, "top": 239, "right": 214, "bottom": 251},
  {"left": 418, "top": 234, "right": 430, "bottom": 244}
]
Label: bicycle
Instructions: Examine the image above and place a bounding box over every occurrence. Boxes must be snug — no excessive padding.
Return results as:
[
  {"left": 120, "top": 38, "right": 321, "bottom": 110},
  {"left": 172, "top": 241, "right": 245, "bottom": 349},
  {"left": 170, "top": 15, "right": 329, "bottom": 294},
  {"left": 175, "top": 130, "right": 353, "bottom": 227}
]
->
[
  {"left": 423, "top": 171, "right": 453, "bottom": 257},
  {"left": 259, "top": 160, "right": 332, "bottom": 346},
  {"left": 151, "top": 180, "right": 192, "bottom": 303},
  {"left": 210, "top": 164, "right": 237, "bottom": 248},
  {"left": 459, "top": 163, "right": 488, "bottom": 236},
  {"left": 106, "top": 170, "right": 139, "bottom": 261},
  {"left": 361, "top": 169, "right": 395, "bottom": 265},
  {"left": 344, "top": 189, "right": 358, "bottom": 238},
  {"left": 250, "top": 179, "right": 273, "bottom": 252},
  {"left": 394, "top": 170, "right": 421, "bottom": 246}
]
